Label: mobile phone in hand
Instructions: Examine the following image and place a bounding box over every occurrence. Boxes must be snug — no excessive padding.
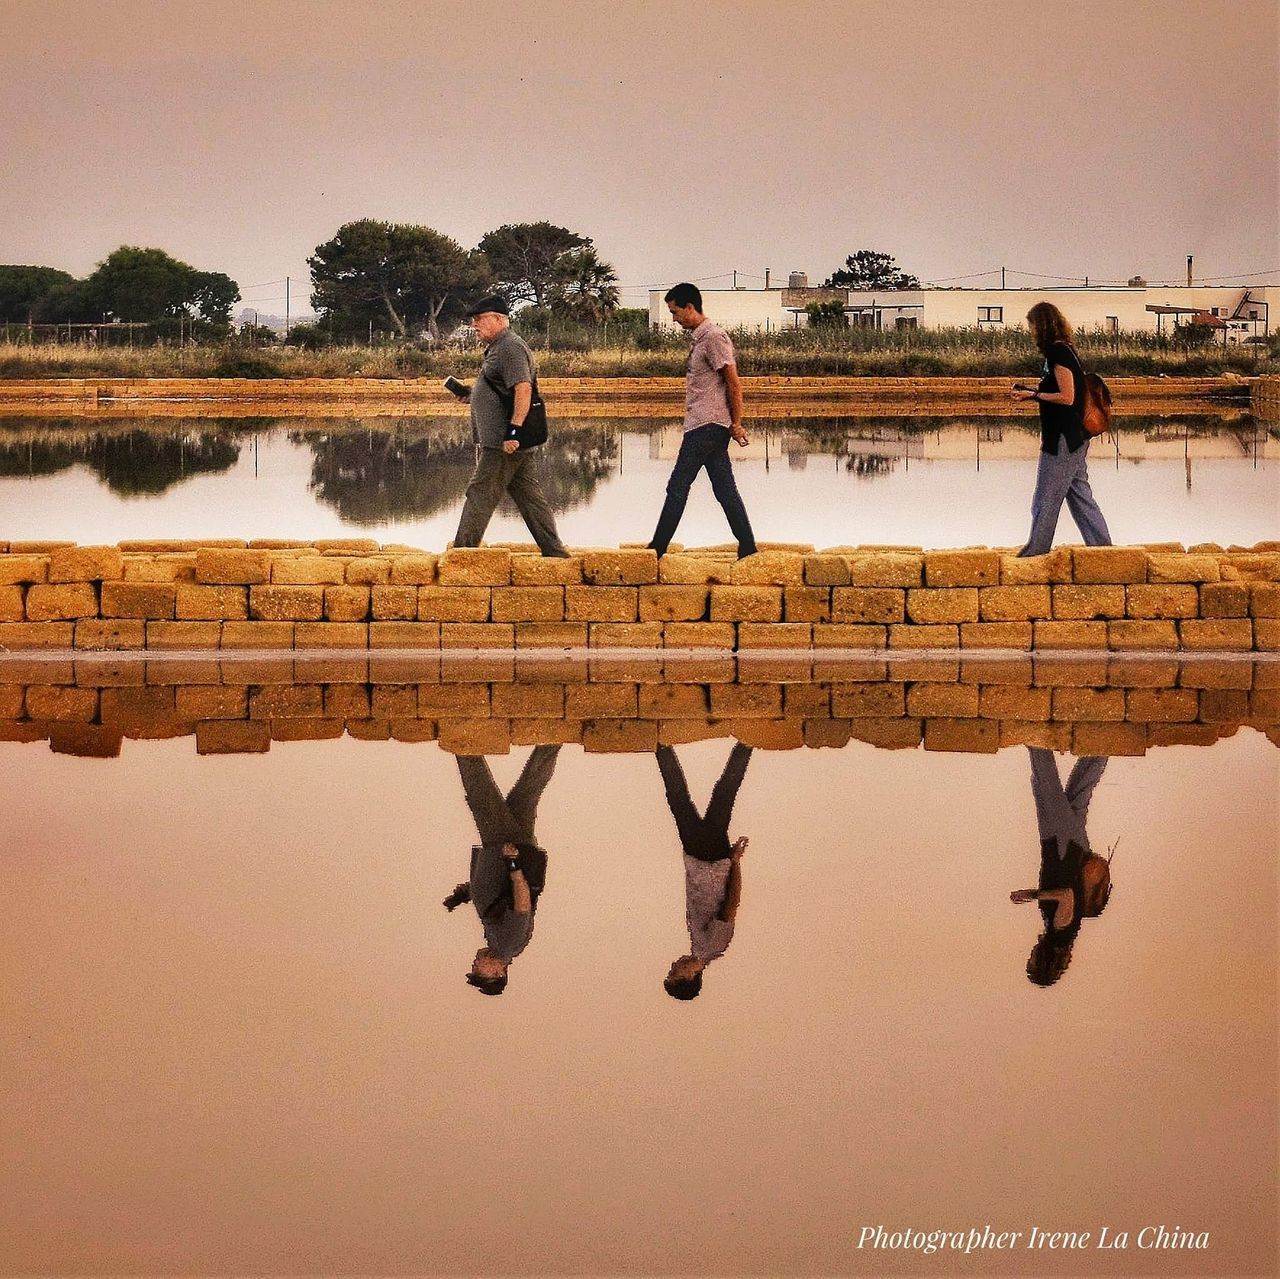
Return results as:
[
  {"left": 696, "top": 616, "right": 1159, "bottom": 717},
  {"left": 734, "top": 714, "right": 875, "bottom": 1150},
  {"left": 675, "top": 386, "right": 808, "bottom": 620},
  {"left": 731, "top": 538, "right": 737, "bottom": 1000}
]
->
[{"left": 443, "top": 376, "right": 470, "bottom": 399}]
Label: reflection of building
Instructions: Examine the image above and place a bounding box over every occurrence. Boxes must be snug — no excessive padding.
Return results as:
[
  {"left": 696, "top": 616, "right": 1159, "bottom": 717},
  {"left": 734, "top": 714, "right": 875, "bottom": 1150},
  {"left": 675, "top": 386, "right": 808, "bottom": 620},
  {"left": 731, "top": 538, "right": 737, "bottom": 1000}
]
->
[{"left": 649, "top": 283, "right": 1275, "bottom": 342}]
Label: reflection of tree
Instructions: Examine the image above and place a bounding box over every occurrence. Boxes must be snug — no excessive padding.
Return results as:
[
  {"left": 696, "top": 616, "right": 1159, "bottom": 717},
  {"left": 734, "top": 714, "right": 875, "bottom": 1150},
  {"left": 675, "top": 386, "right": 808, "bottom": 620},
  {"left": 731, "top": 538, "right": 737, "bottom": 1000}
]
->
[
  {"left": 0, "top": 431, "right": 240, "bottom": 495},
  {"left": 300, "top": 425, "right": 618, "bottom": 526}
]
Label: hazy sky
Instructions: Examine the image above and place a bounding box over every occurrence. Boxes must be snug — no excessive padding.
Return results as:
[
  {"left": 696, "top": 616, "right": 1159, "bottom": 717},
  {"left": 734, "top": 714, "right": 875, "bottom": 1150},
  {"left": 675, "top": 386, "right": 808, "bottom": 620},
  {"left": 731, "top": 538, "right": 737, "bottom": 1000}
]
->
[{"left": 3, "top": 0, "right": 1276, "bottom": 316}]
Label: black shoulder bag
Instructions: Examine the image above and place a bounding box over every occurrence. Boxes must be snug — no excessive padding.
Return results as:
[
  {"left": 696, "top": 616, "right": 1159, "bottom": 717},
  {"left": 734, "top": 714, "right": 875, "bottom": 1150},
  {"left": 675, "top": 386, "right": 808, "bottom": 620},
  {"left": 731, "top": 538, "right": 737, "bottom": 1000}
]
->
[{"left": 481, "top": 368, "right": 548, "bottom": 449}]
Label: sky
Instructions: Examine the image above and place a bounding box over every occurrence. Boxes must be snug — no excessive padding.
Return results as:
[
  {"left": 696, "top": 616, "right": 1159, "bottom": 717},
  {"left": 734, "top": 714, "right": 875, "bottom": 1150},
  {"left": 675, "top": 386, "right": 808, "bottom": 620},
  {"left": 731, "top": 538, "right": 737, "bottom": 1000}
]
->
[{"left": 2, "top": 0, "right": 1277, "bottom": 318}]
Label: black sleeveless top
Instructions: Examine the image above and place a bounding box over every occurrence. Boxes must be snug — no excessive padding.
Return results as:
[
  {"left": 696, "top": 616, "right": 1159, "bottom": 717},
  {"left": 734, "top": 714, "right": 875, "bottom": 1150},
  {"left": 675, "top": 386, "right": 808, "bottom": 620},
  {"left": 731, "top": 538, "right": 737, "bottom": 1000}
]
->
[{"left": 1037, "top": 341, "right": 1086, "bottom": 455}]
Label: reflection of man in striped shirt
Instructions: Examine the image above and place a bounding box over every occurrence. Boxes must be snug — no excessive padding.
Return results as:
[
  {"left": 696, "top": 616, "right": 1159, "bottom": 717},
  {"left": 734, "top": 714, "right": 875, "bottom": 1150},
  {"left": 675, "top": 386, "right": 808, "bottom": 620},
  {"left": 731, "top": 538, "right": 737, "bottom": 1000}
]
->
[{"left": 657, "top": 742, "right": 753, "bottom": 999}]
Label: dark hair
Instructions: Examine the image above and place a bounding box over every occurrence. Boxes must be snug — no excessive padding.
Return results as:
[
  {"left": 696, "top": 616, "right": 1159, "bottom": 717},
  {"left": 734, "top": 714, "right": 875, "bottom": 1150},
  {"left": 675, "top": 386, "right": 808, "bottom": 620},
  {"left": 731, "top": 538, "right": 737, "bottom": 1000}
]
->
[
  {"left": 664, "top": 282, "right": 703, "bottom": 311},
  {"left": 1025, "top": 301, "right": 1075, "bottom": 355},
  {"left": 663, "top": 972, "right": 703, "bottom": 1000},
  {"left": 466, "top": 972, "right": 508, "bottom": 996},
  {"left": 1026, "top": 937, "right": 1073, "bottom": 987}
]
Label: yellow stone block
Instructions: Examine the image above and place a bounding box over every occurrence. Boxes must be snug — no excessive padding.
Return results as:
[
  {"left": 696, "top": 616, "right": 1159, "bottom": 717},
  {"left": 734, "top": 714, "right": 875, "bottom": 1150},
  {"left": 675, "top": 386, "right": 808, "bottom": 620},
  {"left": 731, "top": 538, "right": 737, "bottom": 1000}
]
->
[
  {"left": 325, "top": 585, "right": 370, "bottom": 622},
  {"left": 1250, "top": 583, "right": 1280, "bottom": 618},
  {"left": 99, "top": 686, "right": 176, "bottom": 729},
  {"left": 25, "top": 583, "right": 98, "bottom": 621},
  {"left": 370, "top": 685, "right": 420, "bottom": 718},
  {"left": 195, "top": 548, "right": 271, "bottom": 584},
  {"left": 491, "top": 587, "right": 565, "bottom": 622},
  {"left": 1052, "top": 585, "right": 1125, "bottom": 620},
  {"left": 663, "top": 622, "right": 735, "bottom": 648},
  {"left": 567, "top": 684, "right": 638, "bottom": 718},
  {"left": 324, "top": 685, "right": 371, "bottom": 719},
  {"left": 847, "top": 553, "right": 923, "bottom": 587},
  {"left": 220, "top": 621, "right": 295, "bottom": 648},
  {"left": 0, "top": 555, "right": 49, "bottom": 585},
  {"left": 924, "top": 550, "right": 1000, "bottom": 587},
  {"left": 737, "top": 623, "right": 812, "bottom": 648},
  {"left": 1126, "top": 584, "right": 1198, "bottom": 619},
  {"left": 418, "top": 586, "right": 490, "bottom": 622},
  {"left": 74, "top": 619, "right": 146, "bottom": 650},
  {"left": 1033, "top": 621, "right": 1108, "bottom": 649},
  {"left": 387, "top": 554, "right": 439, "bottom": 585},
  {"left": 784, "top": 684, "right": 830, "bottom": 717},
  {"left": 491, "top": 684, "right": 565, "bottom": 717},
  {"left": 122, "top": 555, "right": 196, "bottom": 583},
  {"left": 515, "top": 622, "right": 588, "bottom": 648},
  {"left": 999, "top": 547, "right": 1072, "bottom": 584},
  {"left": 314, "top": 538, "right": 379, "bottom": 553},
  {"left": 294, "top": 623, "right": 368, "bottom": 648},
  {"left": 709, "top": 586, "right": 781, "bottom": 622},
  {"left": 175, "top": 583, "right": 248, "bottom": 620},
  {"left": 811, "top": 623, "right": 888, "bottom": 648},
  {"left": 803, "top": 555, "right": 851, "bottom": 587},
  {"left": 582, "top": 718, "right": 659, "bottom": 752},
  {"left": 0, "top": 585, "right": 24, "bottom": 622},
  {"left": 1200, "top": 583, "right": 1250, "bottom": 618},
  {"left": 639, "top": 586, "right": 708, "bottom": 622},
  {"left": 637, "top": 684, "right": 708, "bottom": 719},
  {"left": 979, "top": 586, "right": 1051, "bottom": 621},
  {"left": 1107, "top": 620, "right": 1179, "bottom": 650},
  {"left": 889, "top": 624, "right": 958, "bottom": 648},
  {"left": 850, "top": 718, "right": 923, "bottom": 750},
  {"left": 438, "top": 547, "right": 511, "bottom": 585},
  {"left": 783, "top": 587, "right": 830, "bottom": 623},
  {"left": 906, "top": 589, "right": 978, "bottom": 624},
  {"left": 658, "top": 555, "right": 732, "bottom": 585},
  {"left": 26, "top": 685, "right": 98, "bottom": 722},
  {"left": 999, "top": 722, "right": 1073, "bottom": 750},
  {"left": 831, "top": 683, "right": 904, "bottom": 717},
  {"left": 1178, "top": 619, "right": 1253, "bottom": 651},
  {"left": 923, "top": 718, "right": 999, "bottom": 753},
  {"left": 511, "top": 555, "right": 583, "bottom": 585},
  {"left": 371, "top": 585, "right": 420, "bottom": 620},
  {"left": 907, "top": 683, "right": 979, "bottom": 717},
  {"left": 1052, "top": 688, "right": 1125, "bottom": 721},
  {"left": 565, "top": 586, "right": 638, "bottom": 622},
  {"left": 419, "top": 684, "right": 491, "bottom": 716},
  {"left": 832, "top": 587, "right": 904, "bottom": 624},
  {"left": 1071, "top": 547, "right": 1147, "bottom": 584},
  {"left": 589, "top": 622, "right": 663, "bottom": 647},
  {"left": 804, "top": 719, "right": 852, "bottom": 749},
  {"left": 269, "top": 556, "right": 344, "bottom": 585},
  {"left": 979, "top": 685, "right": 1052, "bottom": 720},
  {"left": 1255, "top": 620, "right": 1280, "bottom": 650},
  {"left": 959, "top": 622, "right": 1033, "bottom": 649},
  {"left": 99, "top": 582, "right": 175, "bottom": 619},
  {"left": 144, "top": 621, "right": 222, "bottom": 649},
  {"left": 581, "top": 548, "right": 658, "bottom": 585},
  {"left": 1123, "top": 688, "right": 1200, "bottom": 723},
  {"left": 730, "top": 720, "right": 804, "bottom": 750},
  {"left": 1148, "top": 553, "right": 1220, "bottom": 583},
  {"left": 48, "top": 723, "right": 123, "bottom": 757},
  {"left": 48, "top": 545, "right": 123, "bottom": 583},
  {"left": 196, "top": 721, "right": 271, "bottom": 754},
  {"left": 440, "top": 623, "right": 513, "bottom": 649},
  {"left": 250, "top": 685, "right": 324, "bottom": 719},
  {"left": 729, "top": 551, "right": 805, "bottom": 586},
  {"left": 249, "top": 585, "right": 324, "bottom": 621},
  {"left": 509, "top": 718, "right": 583, "bottom": 746},
  {"left": 176, "top": 686, "right": 248, "bottom": 720},
  {"left": 709, "top": 684, "right": 782, "bottom": 718},
  {"left": 345, "top": 557, "right": 394, "bottom": 585},
  {"left": 1072, "top": 723, "right": 1147, "bottom": 756},
  {"left": 437, "top": 719, "right": 512, "bottom": 755}
]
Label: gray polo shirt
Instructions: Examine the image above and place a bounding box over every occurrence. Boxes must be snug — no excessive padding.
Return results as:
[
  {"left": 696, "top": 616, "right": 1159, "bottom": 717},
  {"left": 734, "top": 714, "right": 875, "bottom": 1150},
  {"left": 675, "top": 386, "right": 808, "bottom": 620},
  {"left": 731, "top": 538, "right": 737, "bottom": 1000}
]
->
[
  {"left": 683, "top": 319, "right": 735, "bottom": 432},
  {"left": 684, "top": 854, "right": 735, "bottom": 963},
  {"left": 471, "top": 327, "right": 536, "bottom": 449}
]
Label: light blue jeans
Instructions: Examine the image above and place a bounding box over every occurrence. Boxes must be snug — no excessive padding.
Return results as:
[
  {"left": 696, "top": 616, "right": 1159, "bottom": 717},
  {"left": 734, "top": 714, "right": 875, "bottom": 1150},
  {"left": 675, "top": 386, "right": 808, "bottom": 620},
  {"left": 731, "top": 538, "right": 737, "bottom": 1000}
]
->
[{"left": 1018, "top": 436, "right": 1112, "bottom": 557}]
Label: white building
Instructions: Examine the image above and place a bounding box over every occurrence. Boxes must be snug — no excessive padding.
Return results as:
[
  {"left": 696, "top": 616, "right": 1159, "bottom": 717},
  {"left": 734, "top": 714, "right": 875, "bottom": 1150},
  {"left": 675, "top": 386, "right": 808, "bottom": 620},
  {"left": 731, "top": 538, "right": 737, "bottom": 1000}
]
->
[{"left": 648, "top": 279, "right": 1274, "bottom": 342}]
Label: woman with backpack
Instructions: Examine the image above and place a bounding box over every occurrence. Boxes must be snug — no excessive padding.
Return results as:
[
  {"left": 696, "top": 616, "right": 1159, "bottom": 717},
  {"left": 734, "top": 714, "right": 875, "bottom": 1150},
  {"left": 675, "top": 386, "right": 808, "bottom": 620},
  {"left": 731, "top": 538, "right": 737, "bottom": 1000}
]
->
[{"left": 1012, "top": 301, "right": 1113, "bottom": 556}]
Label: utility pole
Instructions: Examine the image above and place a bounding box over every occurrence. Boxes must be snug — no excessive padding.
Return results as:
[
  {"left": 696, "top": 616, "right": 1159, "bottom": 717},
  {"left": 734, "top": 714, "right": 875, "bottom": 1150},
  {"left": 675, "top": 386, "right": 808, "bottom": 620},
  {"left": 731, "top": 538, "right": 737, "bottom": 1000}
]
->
[
  {"left": 765, "top": 267, "right": 771, "bottom": 289},
  {"left": 732, "top": 269, "right": 737, "bottom": 289},
  {"left": 285, "top": 276, "right": 290, "bottom": 338},
  {"left": 1001, "top": 266, "right": 1006, "bottom": 289}
]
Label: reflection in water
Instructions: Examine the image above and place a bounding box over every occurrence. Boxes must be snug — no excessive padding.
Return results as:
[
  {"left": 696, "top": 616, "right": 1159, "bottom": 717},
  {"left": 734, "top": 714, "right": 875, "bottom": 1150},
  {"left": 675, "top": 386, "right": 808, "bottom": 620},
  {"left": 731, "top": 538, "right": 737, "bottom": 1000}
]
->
[
  {"left": 449, "top": 746, "right": 561, "bottom": 995},
  {"left": 657, "top": 743, "right": 753, "bottom": 999},
  {"left": 300, "top": 424, "right": 619, "bottom": 525},
  {"left": 1013, "top": 749, "right": 1113, "bottom": 987},
  {"left": 0, "top": 430, "right": 241, "bottom": 495}
]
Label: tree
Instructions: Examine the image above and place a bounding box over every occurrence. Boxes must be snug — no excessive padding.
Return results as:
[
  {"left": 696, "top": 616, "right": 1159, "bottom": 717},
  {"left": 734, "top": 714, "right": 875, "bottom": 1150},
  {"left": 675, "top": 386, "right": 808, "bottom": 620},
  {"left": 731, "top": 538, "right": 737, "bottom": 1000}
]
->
[
  {"left": 549, "top": 247, "right": 620, "bottom": 324},
  {"left": 477, "top": 222, "right": 591, "bottom": 308},
  {"left": 825, "top": 250, "right": 920, "bottom": 290},
  {"left": 0, "top": 266, "right": 76, "bottom": 322},
  {"left": 309, "top": 220, "right": 492, "bottom": 342},
  {"left": 805, "top": 300, "right": 848, "bottom": 328},
  {"left": 80, "top": 246, "right": 240, "bottom": 331}
]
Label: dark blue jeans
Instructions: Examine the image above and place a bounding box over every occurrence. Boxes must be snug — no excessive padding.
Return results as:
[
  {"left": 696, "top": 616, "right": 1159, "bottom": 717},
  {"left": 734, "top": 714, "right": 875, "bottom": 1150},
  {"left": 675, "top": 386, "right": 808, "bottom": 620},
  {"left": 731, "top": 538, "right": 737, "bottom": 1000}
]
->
[{"left": 648, "top": 423, "right": 757, "bottom": 557}]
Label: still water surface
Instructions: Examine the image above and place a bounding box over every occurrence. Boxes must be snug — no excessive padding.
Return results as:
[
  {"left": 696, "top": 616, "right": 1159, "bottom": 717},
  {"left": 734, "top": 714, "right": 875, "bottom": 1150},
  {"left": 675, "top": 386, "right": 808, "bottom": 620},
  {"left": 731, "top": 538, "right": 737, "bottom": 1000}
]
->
[
  {"left": 1, "top": 712, "right": 1275, "bottom": 1275},
  {"left": 0, "top": 413, "right": 1274, "bottom": 549}
]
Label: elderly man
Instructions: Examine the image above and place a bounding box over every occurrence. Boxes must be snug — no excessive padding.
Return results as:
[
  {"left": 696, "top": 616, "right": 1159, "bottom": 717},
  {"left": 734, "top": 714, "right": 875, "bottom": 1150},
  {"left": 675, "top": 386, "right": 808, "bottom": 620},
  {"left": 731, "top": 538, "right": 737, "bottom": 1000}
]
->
[
  {"left": 450, "top": 295, "right": 570, "bottom": 556},
  {"left": 647, "top": 282, "right": 757, "bottom": 559}
]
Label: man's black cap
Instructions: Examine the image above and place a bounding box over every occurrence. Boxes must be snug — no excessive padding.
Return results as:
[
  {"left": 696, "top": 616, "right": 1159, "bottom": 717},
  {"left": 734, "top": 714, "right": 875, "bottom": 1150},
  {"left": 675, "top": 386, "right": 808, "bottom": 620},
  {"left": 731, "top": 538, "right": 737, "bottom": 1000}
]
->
[{"left": 465, "top": 294, "right": 510, "bottom": 317}]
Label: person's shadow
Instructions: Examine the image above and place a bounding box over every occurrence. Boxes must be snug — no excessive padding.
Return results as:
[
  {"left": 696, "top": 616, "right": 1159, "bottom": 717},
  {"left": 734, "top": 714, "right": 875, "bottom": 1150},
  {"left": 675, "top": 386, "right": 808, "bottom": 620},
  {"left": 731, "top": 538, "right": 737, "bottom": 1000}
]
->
[
  {"left": 444, "top": 745, "right": 561, "bottom": 996},
  {"left": 656, "top": 741, "right": 753, "bottom": 999},
  {"left": 1010, "top": 747, "right": 1114, "bottom": 986}
]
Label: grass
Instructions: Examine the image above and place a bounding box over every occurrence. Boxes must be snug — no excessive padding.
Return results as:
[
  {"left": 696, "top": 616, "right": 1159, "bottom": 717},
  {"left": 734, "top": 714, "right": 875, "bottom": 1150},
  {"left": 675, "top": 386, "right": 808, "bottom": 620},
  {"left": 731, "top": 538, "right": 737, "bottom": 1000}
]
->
[{"left": 0, "top": 325, "right": 1275, "bottom": 380}]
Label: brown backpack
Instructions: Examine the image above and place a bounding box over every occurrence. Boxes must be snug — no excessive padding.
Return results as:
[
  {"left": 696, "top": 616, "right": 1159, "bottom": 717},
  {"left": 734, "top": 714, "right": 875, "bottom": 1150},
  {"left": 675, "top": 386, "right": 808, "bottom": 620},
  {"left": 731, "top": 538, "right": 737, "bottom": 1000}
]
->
[{"left": 1081, "top": 370, "right": 1113, "bottom": 436}]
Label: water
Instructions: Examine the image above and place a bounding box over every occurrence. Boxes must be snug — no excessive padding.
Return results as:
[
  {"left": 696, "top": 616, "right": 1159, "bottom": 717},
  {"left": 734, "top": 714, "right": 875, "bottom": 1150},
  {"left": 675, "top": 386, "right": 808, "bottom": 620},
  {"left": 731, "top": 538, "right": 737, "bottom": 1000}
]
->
[
  {"left": 0, "top": 413, "right": 1274, "bottom": 549},
  {"left": 0, "top": 650, "right": 1276, "bottom": 1275}
]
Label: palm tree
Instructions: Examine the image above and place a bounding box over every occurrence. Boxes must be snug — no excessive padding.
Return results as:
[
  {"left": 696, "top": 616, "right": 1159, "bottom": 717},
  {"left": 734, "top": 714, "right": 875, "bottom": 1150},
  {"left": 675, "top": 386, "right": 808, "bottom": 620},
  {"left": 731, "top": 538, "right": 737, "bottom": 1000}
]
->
[{"left": 550, "top": 248, "right": 621, "bottom": 325}]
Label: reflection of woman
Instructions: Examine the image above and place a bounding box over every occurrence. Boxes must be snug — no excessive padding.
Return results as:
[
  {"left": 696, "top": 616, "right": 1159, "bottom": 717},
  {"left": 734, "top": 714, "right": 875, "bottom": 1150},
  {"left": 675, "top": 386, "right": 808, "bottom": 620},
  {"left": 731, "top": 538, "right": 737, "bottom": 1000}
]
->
[
  {"left": 1011, "top": 748, "right": 1113, "bottom": 986},
  {"left": 656, "top": 742, "right": 753, "bottom": 1000},
  {"left": 1012, "top": 302, "right": 1112, "bottom": 557}
]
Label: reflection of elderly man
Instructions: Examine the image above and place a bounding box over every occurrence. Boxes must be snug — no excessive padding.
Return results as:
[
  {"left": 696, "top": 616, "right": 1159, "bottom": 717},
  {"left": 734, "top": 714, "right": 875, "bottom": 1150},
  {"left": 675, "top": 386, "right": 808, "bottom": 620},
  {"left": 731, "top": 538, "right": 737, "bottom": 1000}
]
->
[
  {"left": 1010, "top": 747, "right": 1113, "bottom": 987},
  {"left": 450, "top": 295, "right": 570, "bottom": 556},
  {"left": 444, "top": 746, "right": 561, "bottom": 996}
]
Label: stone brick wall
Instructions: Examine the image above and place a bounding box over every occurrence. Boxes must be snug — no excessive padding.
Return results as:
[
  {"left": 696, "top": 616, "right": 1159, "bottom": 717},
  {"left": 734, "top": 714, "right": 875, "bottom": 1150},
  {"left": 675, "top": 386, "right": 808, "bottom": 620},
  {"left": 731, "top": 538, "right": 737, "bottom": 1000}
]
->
[
  {"left": 1, "top": 541, "right": 1278, "bottom": 655},
  {"left": 1254, "top": 374, "right": 1280, "bottom": 423},
  {"left": 0, "top": 651, "right": 1274, "bottom": 759}
]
